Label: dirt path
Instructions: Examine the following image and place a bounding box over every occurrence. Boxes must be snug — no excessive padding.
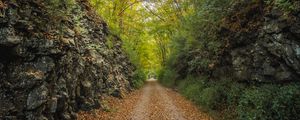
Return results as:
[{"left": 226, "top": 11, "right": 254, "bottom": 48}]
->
[{"left": 78, "top": 80, "right": 212, "bottom": 120}]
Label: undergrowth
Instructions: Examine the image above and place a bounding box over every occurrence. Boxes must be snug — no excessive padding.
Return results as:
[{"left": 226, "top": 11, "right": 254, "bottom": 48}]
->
[
  {"left": 158, "top": 68, "right": 178, "bottom": 87},
  {"left": 131, "top": 69, "right": 146, "bottom": 89},
  {"left": 159, "top": 72, "right": 300, "bottom": 120}
]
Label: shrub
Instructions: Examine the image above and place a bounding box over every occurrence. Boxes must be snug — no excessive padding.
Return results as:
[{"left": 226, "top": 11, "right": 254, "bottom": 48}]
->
[
  {"left": 226, "top": 83, "right": 245, "bottom": 106},
  {"left": 162, "top": 72, "right": 300, "bottom": 120},
  {"left": 158, "top": 68, "right": 178, "bottom": 87},
  {"left": 237, "top": 84, "right": 300, "bottom": 120},
  {"left": 177, "top": 76, "right": 227, "bottom": 110},
  {"left": 178, "top": 76, "right": 207, "bottom": 103},
  {"left": 181, "top": 83, "right": 203, "bottom": 101},
  {"left": 237, "top": 85, "right": 276, "bottom": 120},
  {"left": 198, "top": 86, "right": 224, "bottom": 110},
  {"left": 271, "top": 84, "right": 300, "bottom": 120},
  {"left": 131, "top": 69, "right": 146, "bottom": 89}
]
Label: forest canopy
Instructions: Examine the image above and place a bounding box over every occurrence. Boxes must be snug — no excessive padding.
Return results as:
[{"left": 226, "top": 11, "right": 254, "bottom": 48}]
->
[{"left": 89, "top": 0, "right": 192, "bottom": 71}]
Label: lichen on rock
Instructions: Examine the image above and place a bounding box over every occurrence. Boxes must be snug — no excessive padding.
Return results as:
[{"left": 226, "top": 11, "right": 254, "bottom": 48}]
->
[{"left": 0, "top": 0, "right": 134, "bottom": 119}]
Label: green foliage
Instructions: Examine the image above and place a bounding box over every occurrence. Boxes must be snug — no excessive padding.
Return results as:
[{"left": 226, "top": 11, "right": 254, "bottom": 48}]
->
[
  {"left": 131, "top": 69, "right": 146, "bottom": 89},
  {"left": 87, "top": 0, "right": 300, "bottom": 120},
  {"left": 271, "top": 85, "right": 300, "bottom": 120},
  {"left": 265, "top": 0, "right": 296, "bottom": 12},
  {"left": 158, "top": 68, "right": 178, "bottom": 87},
  {"left": 90, "top": 0, "right": 162, "bottom": 89},
  {"left": 176, "top": 76, "right": 227, "bottom": 111},
  {"left": 88, "top": 0, "right": 300, "bottom": 119},
  {"left": 158, "top": 0, "right": 239, "bottom": 114},
  {"left": 160, "top": 69, "right": 300, "bottom": 120},
  {"left": 237, "top": 85, "right": 277, "bottom": 120},
  {"left": 90, "top": 1, "right": 166, "bottom": 87},
  {"left": 237, "top": 84, "right": 300, "bottom": 120},
  {"left": 177, "top": 76, "right": 207, "bottom": 102},
  {"left": 106, "top": 35, "right": 114, "bottom": 49},
  {"left": 199, "top": 87, "right": 224, "bottom": 110},
  {"left": 162, "top": 0, "right": 235, "bottom": 76},
  {"left": 188, "top": 57, "right": 210, "bottom": 73},
  {"left": 226, "top": 83, "right": 245, "bottom": 106}
]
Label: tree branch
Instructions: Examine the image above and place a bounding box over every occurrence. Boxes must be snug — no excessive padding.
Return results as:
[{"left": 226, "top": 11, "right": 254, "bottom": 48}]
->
[
  {"left": 144, "top": 5, "right": 166, "bottom": 22},
  {"left": 118, "top": 0, "right": 140, "bottom": 16}
]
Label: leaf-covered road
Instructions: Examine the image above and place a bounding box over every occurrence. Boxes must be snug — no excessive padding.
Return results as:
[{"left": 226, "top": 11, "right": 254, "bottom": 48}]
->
[{"left": 78, "top": 80, "right": 212, "bottom": 120}]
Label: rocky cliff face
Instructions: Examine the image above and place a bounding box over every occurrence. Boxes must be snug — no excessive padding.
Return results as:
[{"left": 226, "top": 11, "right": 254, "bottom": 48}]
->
[
  {"left": 0, "top": 0, "right": 134, "bottom": 119},
  {"left": 218, "top": 0, "right": 300, "bottom": 83}
]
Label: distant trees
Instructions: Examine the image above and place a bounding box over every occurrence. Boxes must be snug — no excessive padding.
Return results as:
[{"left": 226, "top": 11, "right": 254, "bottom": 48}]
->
[{"left": 90, "top": 0, "right": 186, "bottom": 70}]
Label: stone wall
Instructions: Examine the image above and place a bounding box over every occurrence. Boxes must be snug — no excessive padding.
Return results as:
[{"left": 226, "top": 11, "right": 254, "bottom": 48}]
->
[{"left": 0, "top": 0, "right": 134, "bottom": 119}]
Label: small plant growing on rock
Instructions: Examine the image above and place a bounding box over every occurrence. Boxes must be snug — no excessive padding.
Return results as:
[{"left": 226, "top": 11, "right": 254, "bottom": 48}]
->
[{"left": 265, "top": 0, "right": 296, "bottom": 12}]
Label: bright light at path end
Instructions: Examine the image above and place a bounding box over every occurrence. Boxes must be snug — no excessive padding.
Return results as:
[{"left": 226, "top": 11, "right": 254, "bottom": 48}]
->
[{"left": 147, "top": 78, "right": 157, "bottom": 82}]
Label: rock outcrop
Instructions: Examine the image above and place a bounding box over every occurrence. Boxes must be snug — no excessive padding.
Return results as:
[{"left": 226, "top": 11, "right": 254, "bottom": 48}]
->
[
  {"left": 218, "top": 0, "right": 300, "bottom": 82},
  {"left": 0, "top": 0, "right": 134, "bottom": 119}
]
